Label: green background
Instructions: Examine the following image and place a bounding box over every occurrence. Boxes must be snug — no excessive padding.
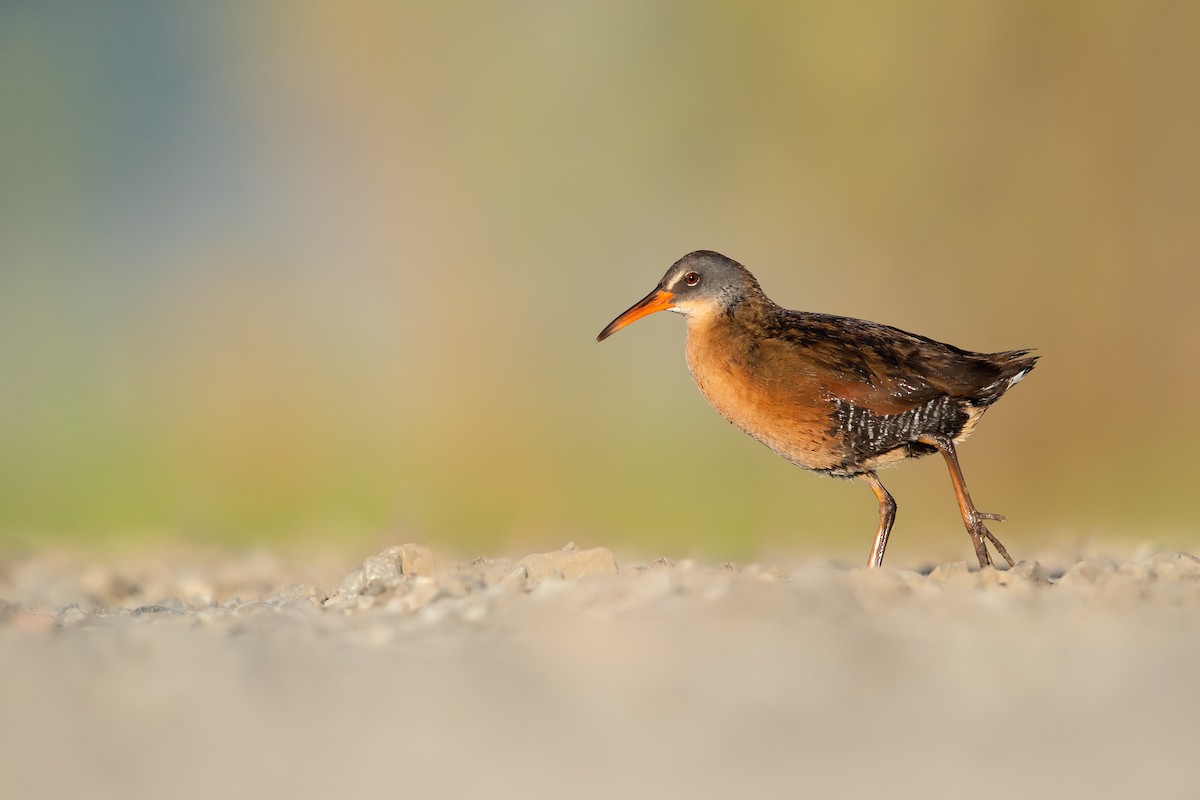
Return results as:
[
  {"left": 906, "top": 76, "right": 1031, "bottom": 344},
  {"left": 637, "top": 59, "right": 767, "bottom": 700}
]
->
[{"left": 2, "top": 2, "right": 1197, "bottom": 562}]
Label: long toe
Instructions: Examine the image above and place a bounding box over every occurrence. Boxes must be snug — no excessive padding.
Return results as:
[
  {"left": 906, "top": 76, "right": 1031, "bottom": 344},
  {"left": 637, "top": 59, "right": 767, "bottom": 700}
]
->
[
  {"left": 983, "top": 528, "right": 1016, "bottom": 567},
  {"left": 969, "top": 528, "right": 993, "bottom": 568},
  {"left": 968, "top": 517, "right": 1015, "bottom": 569}
]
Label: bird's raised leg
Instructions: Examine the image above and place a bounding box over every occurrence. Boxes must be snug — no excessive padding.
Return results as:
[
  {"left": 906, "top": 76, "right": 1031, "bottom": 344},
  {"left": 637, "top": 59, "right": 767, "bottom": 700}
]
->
[
  {"left": 861, "top": 471, "right": 897, "bottom": 568},
  {"left": 917, "top": 433, "right": 1015, "bottom": 569}
]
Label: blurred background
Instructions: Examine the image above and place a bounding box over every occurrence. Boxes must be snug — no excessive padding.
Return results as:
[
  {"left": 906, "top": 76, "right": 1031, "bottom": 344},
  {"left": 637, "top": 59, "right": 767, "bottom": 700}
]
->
[{"left": 1, "top": 1, "right": 1197, "bottom": 563}]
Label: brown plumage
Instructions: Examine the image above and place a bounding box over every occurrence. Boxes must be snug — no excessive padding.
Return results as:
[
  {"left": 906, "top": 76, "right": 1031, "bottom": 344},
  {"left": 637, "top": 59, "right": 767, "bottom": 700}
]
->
[{"left": 597, "top": 250, "right": 1038, "bottom": 568}]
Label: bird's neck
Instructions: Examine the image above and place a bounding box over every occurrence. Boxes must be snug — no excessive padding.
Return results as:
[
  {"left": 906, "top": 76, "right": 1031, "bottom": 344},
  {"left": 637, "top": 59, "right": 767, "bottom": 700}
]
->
[{"left": 683, "top": 292, "right": 777, "bottom": 338}]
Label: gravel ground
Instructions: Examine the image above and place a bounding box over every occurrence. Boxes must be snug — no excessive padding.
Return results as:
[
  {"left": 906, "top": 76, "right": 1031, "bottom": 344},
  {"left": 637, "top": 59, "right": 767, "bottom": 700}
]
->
[{"left": 3, "top": 542, "right": 1199, "bottom": 800}]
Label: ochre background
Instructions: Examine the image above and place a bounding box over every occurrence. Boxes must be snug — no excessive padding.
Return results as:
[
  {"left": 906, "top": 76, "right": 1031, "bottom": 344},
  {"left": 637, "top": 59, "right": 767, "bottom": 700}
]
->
[{"left": 2, "top": 3, "right": 1197, "bottom": 561}]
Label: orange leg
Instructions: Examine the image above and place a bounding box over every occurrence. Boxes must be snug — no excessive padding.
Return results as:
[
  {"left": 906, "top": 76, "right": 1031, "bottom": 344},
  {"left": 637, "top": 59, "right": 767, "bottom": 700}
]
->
[
  {"left": 917, "top": 433, "right": 1016, "bottom": 569},
  {"left": 862, "top": 471, "right": 897, "bottom": 568}
]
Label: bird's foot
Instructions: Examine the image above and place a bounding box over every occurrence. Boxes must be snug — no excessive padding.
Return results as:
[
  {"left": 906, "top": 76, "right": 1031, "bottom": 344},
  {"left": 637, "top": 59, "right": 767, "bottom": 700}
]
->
[{"left": 967, "top": 511, "right": 1016, "bottom": 569}]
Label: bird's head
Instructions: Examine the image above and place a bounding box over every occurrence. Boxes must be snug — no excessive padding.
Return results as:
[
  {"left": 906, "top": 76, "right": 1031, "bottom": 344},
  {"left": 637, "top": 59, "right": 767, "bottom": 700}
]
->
[{"left": 596, "top": 250, "right": 761, "bottom": 341}]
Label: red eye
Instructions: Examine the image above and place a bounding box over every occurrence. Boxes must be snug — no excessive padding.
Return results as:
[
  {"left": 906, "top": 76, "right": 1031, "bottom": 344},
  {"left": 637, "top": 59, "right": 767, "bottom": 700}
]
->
[{"left": 684, "top": 271, "right": 701, "bottom": 287}]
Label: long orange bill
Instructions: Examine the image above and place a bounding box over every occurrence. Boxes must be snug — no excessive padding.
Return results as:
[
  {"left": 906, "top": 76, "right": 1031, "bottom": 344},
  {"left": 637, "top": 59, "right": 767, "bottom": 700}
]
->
[{"left": 596, "top": 289, "right": 675, "bottom": 342}]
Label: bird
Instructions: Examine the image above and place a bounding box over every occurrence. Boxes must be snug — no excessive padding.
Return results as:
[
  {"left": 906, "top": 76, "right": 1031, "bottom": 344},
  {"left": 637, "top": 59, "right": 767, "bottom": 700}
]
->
[{"left": 596, "top": 250, "right": 1037, "bottom": 568}]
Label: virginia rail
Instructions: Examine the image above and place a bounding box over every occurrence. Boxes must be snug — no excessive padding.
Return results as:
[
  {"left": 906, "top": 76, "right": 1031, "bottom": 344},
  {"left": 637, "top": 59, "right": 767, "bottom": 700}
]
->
[{"left": 597, "top": 250, "right": 1037, "bottom": 568}]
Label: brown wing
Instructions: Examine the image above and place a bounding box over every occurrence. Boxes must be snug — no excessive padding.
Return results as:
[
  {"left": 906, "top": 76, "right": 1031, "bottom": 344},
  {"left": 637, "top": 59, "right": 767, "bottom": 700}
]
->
[{"left": 760, "top": 311, "right": 1036, "bottom": 416}]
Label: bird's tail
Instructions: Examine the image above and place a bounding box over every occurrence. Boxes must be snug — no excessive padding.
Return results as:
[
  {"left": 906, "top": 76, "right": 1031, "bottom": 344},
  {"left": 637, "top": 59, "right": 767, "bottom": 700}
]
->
[
  {"left": 970, "top": 349, "right": 1038, "bottom": 407},
  {"left": 997, "top": 349, "right": 1039, "bottom": 388}
]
